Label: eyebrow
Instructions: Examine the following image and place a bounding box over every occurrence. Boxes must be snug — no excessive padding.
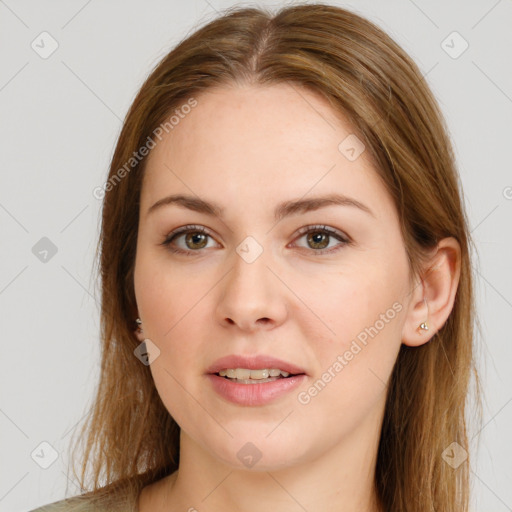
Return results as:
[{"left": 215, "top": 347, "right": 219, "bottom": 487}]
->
[{"left": 147, "top": 193, "right": 375, "bottom": 221}]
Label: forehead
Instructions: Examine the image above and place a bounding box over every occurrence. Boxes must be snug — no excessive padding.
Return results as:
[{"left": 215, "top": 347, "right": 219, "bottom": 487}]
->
[
  {"left": 147, "top": 83, "right": 356, "bottom": 167},
  {"left": 140, "top": 84, "right": 394, "bottom": 222}
]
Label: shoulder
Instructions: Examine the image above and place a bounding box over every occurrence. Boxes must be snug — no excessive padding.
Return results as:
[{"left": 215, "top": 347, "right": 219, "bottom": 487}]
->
[
  {"left": 27, "top": 495, "right": 99, "bottom": 511},
  {"left": 27, "top": 477, "right": 144, "bottom": 512},
  {"left": 27, "top": 492, "right": 138, "bottom": 512}
]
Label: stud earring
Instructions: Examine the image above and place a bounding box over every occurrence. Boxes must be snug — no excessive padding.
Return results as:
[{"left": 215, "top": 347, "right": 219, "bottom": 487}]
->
[
  {"left": 418, "top": 321, "right": 429, "bottom": 332},
  {"left": 135, "top": 318, "right": 143, "bottom": 333}
]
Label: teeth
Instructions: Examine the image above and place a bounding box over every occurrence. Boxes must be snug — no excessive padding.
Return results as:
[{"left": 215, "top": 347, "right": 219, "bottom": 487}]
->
[{"left": 218, "top": 368, "right": 292, "bottom": 379}]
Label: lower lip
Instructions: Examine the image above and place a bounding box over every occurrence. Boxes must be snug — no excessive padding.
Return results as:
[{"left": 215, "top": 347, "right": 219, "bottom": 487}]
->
[{"left": 206, "top": 374, "right": 307, "bottom": 406}]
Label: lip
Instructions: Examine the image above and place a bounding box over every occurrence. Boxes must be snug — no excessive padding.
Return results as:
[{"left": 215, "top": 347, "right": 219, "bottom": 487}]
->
[
  {"left": 206, "top": 373, "right": 307, "bottom": 406},
  {"left": 205, "top": 354, "right": 307, "bottom": 376}
]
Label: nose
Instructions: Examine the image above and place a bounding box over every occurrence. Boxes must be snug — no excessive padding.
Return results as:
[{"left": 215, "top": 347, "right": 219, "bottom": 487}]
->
[{"left": 215, "top": 246, "right": 288, "bottom": 332}]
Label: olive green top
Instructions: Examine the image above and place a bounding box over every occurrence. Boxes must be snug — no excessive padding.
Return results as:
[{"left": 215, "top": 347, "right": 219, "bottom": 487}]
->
[
  {"left": 28, "top": 497, "right": 104, "bottom": 511},
  {"left": 28, "top": 490, "right": 139, "bottom": 512}
]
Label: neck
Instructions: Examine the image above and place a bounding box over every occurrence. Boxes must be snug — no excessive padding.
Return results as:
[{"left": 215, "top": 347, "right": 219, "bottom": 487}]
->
[{"left": 141, "top": 403, "right": 385, "bottom": 512}]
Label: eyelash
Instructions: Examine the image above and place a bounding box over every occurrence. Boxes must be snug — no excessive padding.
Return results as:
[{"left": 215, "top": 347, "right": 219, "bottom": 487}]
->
[{"left": 160, "top": 224, "right": 351, "bottom": 257}]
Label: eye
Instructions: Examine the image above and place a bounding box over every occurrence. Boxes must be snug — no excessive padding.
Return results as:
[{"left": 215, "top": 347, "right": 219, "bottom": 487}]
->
[
  {"left": 161, "top": 224, "right": 219, "bottom": 255},
  {"left": 161, "top": 224, "right": 350, "bottom": 257},
  {"left": 291, "top": 225, "right": 350, "bottom": 255}
]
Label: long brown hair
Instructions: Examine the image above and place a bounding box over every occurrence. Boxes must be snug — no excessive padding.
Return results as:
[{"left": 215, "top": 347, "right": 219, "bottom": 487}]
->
[{"left": 67, "top": 4, "right": 483, "bottom": 511}]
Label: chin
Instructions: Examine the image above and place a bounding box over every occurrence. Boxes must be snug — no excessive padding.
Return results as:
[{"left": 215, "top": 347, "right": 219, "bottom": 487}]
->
[{"left": 207, "top": 434, "right": 309, "bottom": 472}]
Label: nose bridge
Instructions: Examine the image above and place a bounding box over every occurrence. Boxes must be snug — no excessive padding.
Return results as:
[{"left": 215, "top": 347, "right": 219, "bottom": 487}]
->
[
  {"left": 229, "top": 236, "right": 273, "bottom": 302},
  {"left": 215, "top": 235, "right": 287, "bottom": 329}
]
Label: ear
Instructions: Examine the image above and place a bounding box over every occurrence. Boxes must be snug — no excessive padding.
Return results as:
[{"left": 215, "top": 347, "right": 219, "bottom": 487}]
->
[{"left": 401, "top": 237, "right": 461, "bottom": 347}]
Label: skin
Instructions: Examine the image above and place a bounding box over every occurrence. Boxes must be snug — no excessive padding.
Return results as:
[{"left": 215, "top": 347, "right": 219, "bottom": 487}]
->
[{"left": 133, "top": 83, "right": 461, "bottom": 512}]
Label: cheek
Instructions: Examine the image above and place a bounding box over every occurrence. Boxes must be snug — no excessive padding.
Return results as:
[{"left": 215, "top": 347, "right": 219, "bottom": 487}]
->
[
  {"left": 291, "top": 262, "right": 405, "bottom": 345},
  {"left": 138, "top": 296, "right": 207, "bottom": 432},
  {"left": 290, "top": 250, "right": 408, "bottom": 388},
  {"left": 134, "top": 247, "right": 209, "bottom": 339},
  {"left": 136, "top": 272, "right": 207, "bottom": 380},
  {"left": 134, "top": 250, "right": 213, "bottom": 419},
  {"left": 291, "top": 275, "right": 405, "bottom": 441}
]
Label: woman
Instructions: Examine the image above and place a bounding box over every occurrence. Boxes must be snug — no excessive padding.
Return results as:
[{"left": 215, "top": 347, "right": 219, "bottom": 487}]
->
[{"left": 30, "top": 3, "right": 482, "bottom": 511}]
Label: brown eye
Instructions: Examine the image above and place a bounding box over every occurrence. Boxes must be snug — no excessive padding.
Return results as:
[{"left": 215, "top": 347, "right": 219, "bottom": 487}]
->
[
  {"left": 183, "top": 232, "right": 208, "bottom": 250},
  {"left": 306, "top": 231, "right": 330, "bottom": 250},
  {"left": 293, "top": 225, "right": 350, "bottom": 255},
  {"left": 161, "top": 225, "right": 218, "bottom": 255}
]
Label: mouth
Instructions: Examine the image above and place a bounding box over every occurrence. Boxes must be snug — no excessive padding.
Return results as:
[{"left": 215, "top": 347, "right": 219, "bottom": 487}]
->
[
  {"left": 205, "top": 355, "right": 307, "bottom": 405},
  {"left": 214, "top": 368, "right": 304, "bottom": 384}
]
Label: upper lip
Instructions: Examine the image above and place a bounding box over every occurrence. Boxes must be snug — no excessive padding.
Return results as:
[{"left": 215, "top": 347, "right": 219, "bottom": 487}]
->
[{"left": 206, "top": 354, "right": 307, "bottom": 375}]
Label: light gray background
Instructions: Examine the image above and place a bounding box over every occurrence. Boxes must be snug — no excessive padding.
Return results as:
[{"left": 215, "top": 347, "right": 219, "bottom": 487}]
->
[{"left": 0, "top": 1, "right": 511, "bottom": 511}]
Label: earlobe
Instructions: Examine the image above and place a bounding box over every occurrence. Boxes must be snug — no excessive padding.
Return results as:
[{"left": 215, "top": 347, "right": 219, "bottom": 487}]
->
[
  {"left": 417, "top": 313, "right": 430, "bottom": 335},
  {"left": 401, "top": 237, "right": 461, "bottom": 347},
  {"left": 134, "top": 317, "right": 145, "bottom": 342},
  {"left": 402, "top": 296, "right": 433, "bottom": 347}
]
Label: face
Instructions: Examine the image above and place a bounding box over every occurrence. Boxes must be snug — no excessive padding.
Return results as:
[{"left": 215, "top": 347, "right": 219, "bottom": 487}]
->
[{"left": 133, "top": 83, "right": 413, "bottom": 470}]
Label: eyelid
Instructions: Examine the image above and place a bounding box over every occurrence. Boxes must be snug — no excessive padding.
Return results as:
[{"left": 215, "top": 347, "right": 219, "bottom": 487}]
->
[{"left": 293, "top": 224, "right": 350, "bottom": 243}]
